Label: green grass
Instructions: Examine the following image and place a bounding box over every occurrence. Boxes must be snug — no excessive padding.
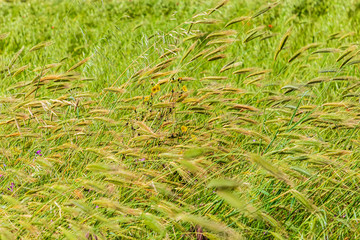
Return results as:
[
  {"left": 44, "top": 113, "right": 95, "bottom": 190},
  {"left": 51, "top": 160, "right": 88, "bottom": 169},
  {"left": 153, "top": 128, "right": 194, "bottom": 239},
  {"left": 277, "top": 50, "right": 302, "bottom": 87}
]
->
[{"left": 1, "top": 0, "right": 360, "bottom": 239}]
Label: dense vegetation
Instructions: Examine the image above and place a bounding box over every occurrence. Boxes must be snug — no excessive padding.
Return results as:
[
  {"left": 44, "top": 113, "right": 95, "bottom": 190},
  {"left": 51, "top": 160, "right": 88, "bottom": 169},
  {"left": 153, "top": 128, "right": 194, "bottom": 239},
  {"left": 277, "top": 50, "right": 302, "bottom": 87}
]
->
[{"left": 0, "top": 0, "right": 359, "bottom": 239}]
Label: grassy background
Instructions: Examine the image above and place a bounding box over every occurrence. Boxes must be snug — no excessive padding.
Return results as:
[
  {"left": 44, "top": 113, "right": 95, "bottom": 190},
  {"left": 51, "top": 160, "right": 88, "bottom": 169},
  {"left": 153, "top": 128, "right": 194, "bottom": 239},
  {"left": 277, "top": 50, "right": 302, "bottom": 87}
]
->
[{"left": 1, "top": 0, "right": 360, "bottom": 239}]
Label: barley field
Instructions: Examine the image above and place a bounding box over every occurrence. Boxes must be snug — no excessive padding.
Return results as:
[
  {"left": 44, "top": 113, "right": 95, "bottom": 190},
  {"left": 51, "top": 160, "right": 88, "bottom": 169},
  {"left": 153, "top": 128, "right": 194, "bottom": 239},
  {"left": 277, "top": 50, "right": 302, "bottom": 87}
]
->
[{"left": 0, "top": 0, "right": 360, "bottom": 239}]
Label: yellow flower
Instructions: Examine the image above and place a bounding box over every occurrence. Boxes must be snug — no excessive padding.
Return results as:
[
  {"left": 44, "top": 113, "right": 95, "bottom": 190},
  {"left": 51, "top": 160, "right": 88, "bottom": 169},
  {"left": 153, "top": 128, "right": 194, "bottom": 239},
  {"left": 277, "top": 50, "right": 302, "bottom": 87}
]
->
[
  {"left": 151, "top": 84, "right": 160, "bottom": 94},
  {"left": 181, "top": 125, "right": 188, "bottom": 133},
  {"left": 182, "top": 85, "right": 188, "bottom": 92},
  {"left": 144, "top": 96, "right": 150, "bottom": 102},
  {"left": 191, "top": 134, "right": 197, "bottom": 140}
]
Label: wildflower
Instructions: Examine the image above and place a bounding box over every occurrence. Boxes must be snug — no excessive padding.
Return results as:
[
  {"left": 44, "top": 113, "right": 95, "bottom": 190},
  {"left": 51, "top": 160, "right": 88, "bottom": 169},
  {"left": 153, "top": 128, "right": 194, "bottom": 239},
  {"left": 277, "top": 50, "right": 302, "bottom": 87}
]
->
[
  {"left": 151, "top": 85, "right": 160, "bottom": 94},
  {"left": 36, "top": 150, "right": 42, "bottom": 156},
  {"left": 182, "top": 85, "right": 188, "bottom": 92},
  {"left": 51, "top": 26, "right": 55, "bottom": 29},
  {"left": 135, "top": 158, "right": 145, "bottom": 162},
  {"left": 144, "top": 96, "right": 150, "bottom": 102},
  {"left": 33, "top": 150, "right": 43, "bottom": 161},
  {"left": 96, "top": 206, "right": 99, "bottom": 208},
  {"left": 268, "top": 24, "right": 273, "bottom": 28},
  {"left": 8, "top": 182, "right": 14, "bottom": 192},
  {"left": 181, "top": 125, "right": 188, "bottom": 133}
]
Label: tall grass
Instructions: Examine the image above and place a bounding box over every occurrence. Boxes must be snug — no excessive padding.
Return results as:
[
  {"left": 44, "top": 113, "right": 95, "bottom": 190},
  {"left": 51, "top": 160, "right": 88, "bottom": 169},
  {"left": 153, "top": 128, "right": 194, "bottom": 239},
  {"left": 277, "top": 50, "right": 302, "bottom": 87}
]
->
[{"left": 0, "top": 0, "right": 360, "bottom": 239}]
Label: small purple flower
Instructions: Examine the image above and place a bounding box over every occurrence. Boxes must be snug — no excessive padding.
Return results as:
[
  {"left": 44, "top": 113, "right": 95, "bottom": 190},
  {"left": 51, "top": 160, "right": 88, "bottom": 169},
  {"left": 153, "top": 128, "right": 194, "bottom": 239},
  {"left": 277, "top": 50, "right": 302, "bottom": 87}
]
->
[
  {"left": 96, "top": 205, "right": 99, "bottom": 208},
  {"left": 35, "top": 150, "right": 42, "bottom": 156},
  {"left": 3, "top": 164, "right": 6, "bottom": 167},
  {"left": 135, "top": 158, "right": 145, "bottom": 162},
  {"left": 0, "top": 174, "right": 3, "bottom": 178},
  {"left": 8, "top": 182, "right": 14, "bottom": 192}
]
